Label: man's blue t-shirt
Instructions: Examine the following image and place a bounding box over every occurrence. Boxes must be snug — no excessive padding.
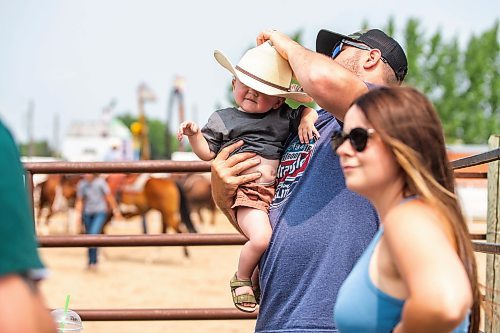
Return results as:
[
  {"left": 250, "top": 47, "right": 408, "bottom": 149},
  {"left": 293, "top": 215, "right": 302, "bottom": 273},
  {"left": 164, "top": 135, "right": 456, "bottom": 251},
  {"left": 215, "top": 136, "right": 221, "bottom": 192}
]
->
[{"left": 255, "top": 109, "right": 379, "bottom": 332}]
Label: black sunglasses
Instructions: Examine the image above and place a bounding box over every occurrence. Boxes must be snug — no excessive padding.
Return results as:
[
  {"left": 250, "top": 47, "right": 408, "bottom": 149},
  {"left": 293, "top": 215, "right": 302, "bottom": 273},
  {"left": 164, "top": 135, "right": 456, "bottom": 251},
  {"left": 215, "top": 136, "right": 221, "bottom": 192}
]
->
[
  {"left": 331, "top": 39, "right": 389, "bottom": 65},
  {"left": 331, "top": 39, "right": 371, "bottom": 59},
  {"left": 331, "top": 127, "right": 375, "bottom": 152}
]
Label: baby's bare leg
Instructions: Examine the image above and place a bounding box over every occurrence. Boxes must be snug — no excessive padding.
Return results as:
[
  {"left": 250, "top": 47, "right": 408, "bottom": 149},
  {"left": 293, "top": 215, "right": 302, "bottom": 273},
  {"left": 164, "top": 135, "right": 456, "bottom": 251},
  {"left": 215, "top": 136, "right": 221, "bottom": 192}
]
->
[{"left": 235, "top": 207, "right": 272, "bottom": 302}]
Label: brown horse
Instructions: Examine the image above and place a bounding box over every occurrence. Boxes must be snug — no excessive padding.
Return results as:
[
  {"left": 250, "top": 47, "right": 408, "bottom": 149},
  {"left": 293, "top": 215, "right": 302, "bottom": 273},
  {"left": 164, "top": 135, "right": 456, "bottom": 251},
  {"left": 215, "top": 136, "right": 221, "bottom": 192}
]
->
[
  {"left": 112, "top": 175, "right": 195, "bottom": 233},
  {"left": 36, "top": 174, "right": 196, "bottom": 238},
  {"left": 108, "top": 174, "right": 196, "bottom": 257},
  {"left": 181, "top": 173, "right": 218, "bottom": 226},
  {"left": 35, "top": 174, "right": 80, "bottom": 231}
]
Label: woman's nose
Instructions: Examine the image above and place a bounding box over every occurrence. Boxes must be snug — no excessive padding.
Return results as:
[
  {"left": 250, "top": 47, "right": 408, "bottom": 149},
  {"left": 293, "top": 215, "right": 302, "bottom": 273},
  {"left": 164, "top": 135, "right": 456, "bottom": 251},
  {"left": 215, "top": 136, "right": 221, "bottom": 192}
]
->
[{"left": 336, "top": 140, "right": 352, "bottom": 157}]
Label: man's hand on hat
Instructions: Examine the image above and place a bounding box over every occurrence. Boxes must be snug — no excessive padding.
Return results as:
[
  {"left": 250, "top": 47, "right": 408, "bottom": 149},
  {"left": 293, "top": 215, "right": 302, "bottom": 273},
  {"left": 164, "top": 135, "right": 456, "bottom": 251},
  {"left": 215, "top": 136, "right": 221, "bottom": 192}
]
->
[
  {"left": 289, "top": 83, "right": 303, "bottom": 92},
  {"left": 177, "top": 121, "right": 199, "bottom": 141},
  {"left": 256, "top": 29, "right": 295, "bottom": 61},
  {"left": 289, "top": 84, "right": 314, "bottom": 103}
]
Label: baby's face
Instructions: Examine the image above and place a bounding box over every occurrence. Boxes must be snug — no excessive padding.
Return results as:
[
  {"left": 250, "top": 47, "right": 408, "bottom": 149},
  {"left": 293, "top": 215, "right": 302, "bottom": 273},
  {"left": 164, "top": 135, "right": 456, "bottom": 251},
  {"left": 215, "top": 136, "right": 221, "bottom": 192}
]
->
[{"left": 232, "top": 78, "right": 284, "bottom": 113}]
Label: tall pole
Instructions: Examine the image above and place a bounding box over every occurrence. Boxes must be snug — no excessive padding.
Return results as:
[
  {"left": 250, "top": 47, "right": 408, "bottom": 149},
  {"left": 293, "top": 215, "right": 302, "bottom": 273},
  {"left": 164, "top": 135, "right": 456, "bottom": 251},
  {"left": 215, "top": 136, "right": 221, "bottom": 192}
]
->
[
  {"left": 138, "top": 87, "right": 150, "bottom": 160},
  {"left": 27, "top": 100, "right": 34, "bottom": 157},
  {"left": 165, "top": 76, "right": 185, "bottom": 159},
  {"left": 53, "top": 113, "right": 59, "bottom": 157},
  {"left": 176, "top": 77, "right": 185, "bottom": 152},
  {"left": 137, "top": 83, "right": 155, "bottom": 160},
  {"left": 165, "top": 89, "right": 174, "bottom": 159}
]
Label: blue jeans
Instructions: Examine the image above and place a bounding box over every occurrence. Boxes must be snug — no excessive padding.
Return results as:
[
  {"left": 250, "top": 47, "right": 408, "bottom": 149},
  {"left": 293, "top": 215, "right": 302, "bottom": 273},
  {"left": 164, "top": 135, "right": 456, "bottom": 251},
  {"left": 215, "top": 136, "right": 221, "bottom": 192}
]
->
[{"left": 83, "top": 212, "right": 107, "bottom": 265}]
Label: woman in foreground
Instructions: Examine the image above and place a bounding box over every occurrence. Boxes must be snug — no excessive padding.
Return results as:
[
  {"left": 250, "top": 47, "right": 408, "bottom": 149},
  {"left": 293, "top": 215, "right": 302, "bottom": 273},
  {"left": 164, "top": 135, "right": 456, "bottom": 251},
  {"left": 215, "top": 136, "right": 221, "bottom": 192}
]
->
[{"left": 333, "top": 86, "right": 480, "bottom": 333}]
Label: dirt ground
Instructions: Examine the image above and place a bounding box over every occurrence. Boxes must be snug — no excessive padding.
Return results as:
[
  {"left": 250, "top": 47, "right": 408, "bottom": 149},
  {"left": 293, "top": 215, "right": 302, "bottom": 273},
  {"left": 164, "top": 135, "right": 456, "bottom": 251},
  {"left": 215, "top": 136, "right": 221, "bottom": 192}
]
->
[
  {"left": 38, "top": 210, "right": 256, "bottom": 333},
  {"left": 38, "top": 210, "right": 488, "bottom": 333}
]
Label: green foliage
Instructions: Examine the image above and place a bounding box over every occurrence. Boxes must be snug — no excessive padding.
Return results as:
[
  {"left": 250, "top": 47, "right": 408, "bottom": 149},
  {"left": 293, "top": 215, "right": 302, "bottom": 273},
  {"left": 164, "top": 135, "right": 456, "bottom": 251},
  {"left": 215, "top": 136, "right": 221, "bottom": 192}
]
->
[
  {"left": 399, "top": 19, "right": 499, "bottom": 143},
  {"left": 115, "top": 21, "right": 498, "bottom": 159},
  {"left": 148, "top": 118, "right": 166, "bottom": 159},
  {"left": 19, "top": 140, "right": 53, "bottom": 157},
  {"left": 353, "top": 17, "right": 498, "bottom": 143},
  {"left": 116, "top": 113, "right": 179, "bottom": 160},
  {"left": 116, "top": 113, "right": 135, "bottom": 128}
]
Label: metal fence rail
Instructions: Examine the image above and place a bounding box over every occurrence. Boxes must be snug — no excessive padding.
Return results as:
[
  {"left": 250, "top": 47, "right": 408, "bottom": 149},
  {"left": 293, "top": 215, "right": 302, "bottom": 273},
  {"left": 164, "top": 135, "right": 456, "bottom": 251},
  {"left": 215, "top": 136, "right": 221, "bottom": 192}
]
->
[
  {"left": 23, "top": 160, "right": 212, "bottom": 174},
  {"left": 450, "top": 148, "right": 500, "bottom": 169},
  {"left": 26, "top": 147, "right": 500, "bottom": 323},
  {"left": 60, "top": 308, "right": 257, "bottom": 321},
  {"left": 38, "top": 233, "right": 246, "bottom": 247}
]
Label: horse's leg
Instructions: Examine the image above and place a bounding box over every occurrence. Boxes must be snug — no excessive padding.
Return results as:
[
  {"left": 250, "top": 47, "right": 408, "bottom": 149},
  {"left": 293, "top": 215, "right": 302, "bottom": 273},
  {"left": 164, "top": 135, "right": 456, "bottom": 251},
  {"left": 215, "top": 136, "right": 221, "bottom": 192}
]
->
[
  {"left": 36, "top": 202, "right": 44, "bottom": 226},
  {"left": 196, "top": 207, "right": 204, "bottom": 225},
  {"left": 209, "top": 200, "right": 217, "bottom": 225},
  {"left": 175, "top": 182, "right": 196, "bottom": 233},
  {"left": 175, "top": 224, "right": 190, "bottom": 258},
  {"left": 38, "top": 207, "right": 53, "bottom": 235},
  {"left": 163, "top": 211, "right": 190, "bottom": 258},
  {"left": 37, "top": 195, "right": 51, "bottom": 229},
  {"left": 209, "top": 208, "right": 217, "bottom": 226},
  {"left": 141, "top": 213, "right": 148, "bottom": 234}
]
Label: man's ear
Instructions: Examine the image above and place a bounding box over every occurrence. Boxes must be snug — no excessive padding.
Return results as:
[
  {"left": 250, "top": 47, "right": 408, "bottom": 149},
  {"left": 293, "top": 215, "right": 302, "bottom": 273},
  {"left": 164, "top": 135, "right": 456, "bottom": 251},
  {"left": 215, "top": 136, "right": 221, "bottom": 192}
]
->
[
  {"left": 274, "top": 97, "right": 286, "bottom": 109},
  {"left": 363, "top": 49, "right": 383, "bottom": 70},
  {"left": 231, "top": 77, "right": 236, "bottom": 90}
]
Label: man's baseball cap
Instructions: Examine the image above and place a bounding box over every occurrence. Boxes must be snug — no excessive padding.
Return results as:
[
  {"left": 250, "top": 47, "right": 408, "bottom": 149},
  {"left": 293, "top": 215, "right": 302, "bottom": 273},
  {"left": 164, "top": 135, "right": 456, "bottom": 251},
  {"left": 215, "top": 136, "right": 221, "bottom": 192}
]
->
[{"left": 316, "top": 29, "right": 408, "bottom": 82}]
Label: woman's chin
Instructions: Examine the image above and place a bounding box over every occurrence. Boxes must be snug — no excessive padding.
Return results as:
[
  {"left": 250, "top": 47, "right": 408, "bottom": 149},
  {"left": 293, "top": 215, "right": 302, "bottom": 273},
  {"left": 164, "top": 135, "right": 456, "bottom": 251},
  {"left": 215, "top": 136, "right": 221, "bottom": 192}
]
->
[{"left": 345, "top": 178, "right": 368, "bottom": 196}]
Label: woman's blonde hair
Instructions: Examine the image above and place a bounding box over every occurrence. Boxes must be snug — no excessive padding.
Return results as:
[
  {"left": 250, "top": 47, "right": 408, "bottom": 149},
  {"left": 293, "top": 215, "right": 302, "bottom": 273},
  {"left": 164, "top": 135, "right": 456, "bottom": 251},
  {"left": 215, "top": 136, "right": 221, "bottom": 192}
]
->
[{"left": 353, "top": 86, "right": 480, "bottom": 333}]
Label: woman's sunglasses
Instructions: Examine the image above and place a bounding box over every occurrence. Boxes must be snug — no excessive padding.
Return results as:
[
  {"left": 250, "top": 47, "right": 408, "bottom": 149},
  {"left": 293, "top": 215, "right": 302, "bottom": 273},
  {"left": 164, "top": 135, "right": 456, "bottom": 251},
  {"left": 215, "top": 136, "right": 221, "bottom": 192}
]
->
[{"left": 331, "top": 127, "right": 375, "bottom": 152}]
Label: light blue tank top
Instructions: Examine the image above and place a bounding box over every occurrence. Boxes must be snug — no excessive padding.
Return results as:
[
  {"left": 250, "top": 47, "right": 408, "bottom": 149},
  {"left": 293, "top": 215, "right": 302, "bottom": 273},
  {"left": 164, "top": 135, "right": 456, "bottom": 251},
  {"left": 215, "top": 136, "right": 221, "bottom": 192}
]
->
[{"left": 334, "top": 227, "right": 470, "bottom": 333}]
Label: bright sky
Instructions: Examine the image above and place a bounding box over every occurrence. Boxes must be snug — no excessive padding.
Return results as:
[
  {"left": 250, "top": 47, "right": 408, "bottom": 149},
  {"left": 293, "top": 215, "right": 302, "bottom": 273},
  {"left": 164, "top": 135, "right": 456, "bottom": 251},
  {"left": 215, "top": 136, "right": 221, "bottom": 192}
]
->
[{"left": 0, "top": 0, "right": 498, "bottom": 150}]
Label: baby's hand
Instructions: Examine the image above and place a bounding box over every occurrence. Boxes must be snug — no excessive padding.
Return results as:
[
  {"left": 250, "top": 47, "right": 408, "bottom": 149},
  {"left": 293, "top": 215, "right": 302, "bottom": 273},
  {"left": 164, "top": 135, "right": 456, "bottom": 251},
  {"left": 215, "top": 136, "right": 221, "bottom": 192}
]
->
[
  {"left": 177, "top": 121, "right": 199, "bottom": 141},
  {"left": 289, "top": 83, "right": 303, "bottom": 92},
  {"left": 298, "top": 122, "right": 320, "bottom": 144}
]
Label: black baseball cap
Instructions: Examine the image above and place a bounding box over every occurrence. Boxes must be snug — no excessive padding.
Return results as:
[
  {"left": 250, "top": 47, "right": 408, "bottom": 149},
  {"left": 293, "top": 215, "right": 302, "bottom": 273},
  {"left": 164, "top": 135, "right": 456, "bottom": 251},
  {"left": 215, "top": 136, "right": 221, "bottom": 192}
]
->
[{"left": 316, "top": 29, "right": 408, "bottom": 82}]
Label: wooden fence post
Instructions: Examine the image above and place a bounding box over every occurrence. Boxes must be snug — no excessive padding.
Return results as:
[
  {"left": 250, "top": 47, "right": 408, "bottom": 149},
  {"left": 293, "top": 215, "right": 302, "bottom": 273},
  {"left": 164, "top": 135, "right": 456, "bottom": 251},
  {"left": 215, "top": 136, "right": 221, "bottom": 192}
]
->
[{"left": 485, "top": 134, "right": 500, "bottom": 333}]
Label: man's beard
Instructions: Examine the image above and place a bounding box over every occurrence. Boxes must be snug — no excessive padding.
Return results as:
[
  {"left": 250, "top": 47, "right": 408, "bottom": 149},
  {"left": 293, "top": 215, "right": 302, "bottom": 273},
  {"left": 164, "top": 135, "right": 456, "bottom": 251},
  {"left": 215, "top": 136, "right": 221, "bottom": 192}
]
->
[{"left": 337, "top": 51, "right": 362, "bottom": 77}]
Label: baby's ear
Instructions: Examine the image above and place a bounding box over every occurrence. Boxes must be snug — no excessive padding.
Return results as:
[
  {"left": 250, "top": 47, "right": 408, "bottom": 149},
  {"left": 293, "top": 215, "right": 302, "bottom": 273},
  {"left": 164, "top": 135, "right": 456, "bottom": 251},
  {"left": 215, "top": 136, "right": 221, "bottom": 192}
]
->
[{"left": 273, "top": 97, "right": 286, "bottom": 109}]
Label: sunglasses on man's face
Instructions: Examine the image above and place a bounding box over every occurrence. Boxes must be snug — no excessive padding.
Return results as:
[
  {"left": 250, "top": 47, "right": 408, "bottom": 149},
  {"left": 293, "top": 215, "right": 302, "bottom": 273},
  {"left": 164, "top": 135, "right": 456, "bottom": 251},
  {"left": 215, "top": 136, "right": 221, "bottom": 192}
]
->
[
  {"left": 331, "top": 39, "right": 372, "bottom": 59},
  {"left": 331, "top": 127, "right": 375, "bottom": 152}
]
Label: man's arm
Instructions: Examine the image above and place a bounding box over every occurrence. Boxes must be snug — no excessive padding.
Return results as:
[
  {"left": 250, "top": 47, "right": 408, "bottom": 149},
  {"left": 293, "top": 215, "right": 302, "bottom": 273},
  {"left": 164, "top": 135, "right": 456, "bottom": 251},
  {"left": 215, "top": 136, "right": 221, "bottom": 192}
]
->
[
  {"left": 0, "top": 275, "right": 57, "bottom": 333},
  {"left": 211, "top": 141, "right": 261, "bottom": 228},
  {"left": 105, "top": 192, "right": 123, "bottom": 220},
  {"left": 256, "top": 30, "right": 368, "bottom": 121},
  {"left": 74, "top": 196, "right": 83, "bottom": 231}
]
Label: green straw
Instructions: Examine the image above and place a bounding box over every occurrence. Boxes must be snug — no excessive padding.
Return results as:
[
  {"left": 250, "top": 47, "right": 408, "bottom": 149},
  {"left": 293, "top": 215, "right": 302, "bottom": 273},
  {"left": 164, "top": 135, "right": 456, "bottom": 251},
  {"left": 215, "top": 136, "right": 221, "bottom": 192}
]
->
[{"left": 60, "top": 294, "right": 70, "bottom": 331}]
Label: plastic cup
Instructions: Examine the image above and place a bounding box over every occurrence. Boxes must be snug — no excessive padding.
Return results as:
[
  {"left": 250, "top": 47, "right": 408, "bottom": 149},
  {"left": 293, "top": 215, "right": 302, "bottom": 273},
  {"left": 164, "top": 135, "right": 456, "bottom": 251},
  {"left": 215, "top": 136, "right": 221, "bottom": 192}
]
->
[{"left": 51, "top": 309, "right": 83, "bottom": 332}]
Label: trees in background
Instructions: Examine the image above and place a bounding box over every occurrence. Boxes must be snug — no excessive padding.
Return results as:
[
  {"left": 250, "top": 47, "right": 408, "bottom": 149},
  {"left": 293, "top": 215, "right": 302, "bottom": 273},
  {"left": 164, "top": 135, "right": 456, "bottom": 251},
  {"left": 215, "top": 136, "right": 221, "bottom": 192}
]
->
[
  {"left": 19, "top": 140, "right": 54, "bottom": 157},
  {"left": 117, "top": 114, "right": 178, "bottom": 160},
  {"left": 396, "top": 18, "right": 499, "bottom": 144},
  {"left": 225, "top": 20, "right": 498, "bottom": 144},
  {"left": 29, "top": 18, "right": 498, "bottom": 157}
]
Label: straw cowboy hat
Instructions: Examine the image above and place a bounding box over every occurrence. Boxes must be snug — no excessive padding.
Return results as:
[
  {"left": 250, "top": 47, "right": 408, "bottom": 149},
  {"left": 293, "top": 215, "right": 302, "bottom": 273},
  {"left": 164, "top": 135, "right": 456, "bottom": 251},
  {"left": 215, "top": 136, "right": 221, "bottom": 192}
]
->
[{"left": 214, "top": 42, "right": 311, "bottom": 103}]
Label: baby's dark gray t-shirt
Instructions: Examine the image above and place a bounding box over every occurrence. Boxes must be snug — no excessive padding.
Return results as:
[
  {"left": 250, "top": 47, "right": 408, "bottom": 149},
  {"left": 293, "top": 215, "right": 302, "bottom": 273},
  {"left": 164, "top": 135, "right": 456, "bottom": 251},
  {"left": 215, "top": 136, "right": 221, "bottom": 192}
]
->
[{"left": 201, "top": 105, "right": 304, "bottom": 160}]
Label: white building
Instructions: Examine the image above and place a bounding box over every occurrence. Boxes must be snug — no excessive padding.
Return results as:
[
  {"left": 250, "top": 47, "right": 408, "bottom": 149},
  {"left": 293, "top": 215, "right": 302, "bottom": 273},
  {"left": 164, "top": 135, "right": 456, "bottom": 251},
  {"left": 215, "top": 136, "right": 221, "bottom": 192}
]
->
[{"left": 61, "top": 118, "right": 134, "bottom": 162}]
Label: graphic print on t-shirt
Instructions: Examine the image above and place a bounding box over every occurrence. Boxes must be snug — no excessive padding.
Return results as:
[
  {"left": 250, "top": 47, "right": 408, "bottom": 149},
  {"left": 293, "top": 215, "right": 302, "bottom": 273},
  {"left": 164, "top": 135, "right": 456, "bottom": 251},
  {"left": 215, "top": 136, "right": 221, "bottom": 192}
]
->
[{"left": 271, "top": 137, "right": 315, "bottom": 208}]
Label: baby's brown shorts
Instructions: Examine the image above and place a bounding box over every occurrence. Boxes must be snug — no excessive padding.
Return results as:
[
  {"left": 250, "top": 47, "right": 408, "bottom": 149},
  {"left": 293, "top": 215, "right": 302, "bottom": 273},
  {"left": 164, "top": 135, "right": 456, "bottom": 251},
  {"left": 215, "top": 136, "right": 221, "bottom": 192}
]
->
[{"left": 231, "top": 180, "right": 276, "bottom": 213}]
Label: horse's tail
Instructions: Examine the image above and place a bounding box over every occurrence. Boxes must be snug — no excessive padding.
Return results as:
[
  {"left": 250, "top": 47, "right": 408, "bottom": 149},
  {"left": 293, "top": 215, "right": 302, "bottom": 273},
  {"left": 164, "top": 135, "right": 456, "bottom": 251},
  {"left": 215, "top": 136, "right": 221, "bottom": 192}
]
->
[{"left": 176, "top": 181, "right": 197, "bottom": 233}]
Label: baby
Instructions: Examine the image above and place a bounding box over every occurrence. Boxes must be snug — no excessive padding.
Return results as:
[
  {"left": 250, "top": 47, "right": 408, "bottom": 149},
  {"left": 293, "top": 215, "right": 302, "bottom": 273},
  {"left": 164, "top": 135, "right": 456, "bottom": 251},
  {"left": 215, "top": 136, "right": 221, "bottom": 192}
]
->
[{"left": 177, "top": 41, "right": 318, "bottom": 312}]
